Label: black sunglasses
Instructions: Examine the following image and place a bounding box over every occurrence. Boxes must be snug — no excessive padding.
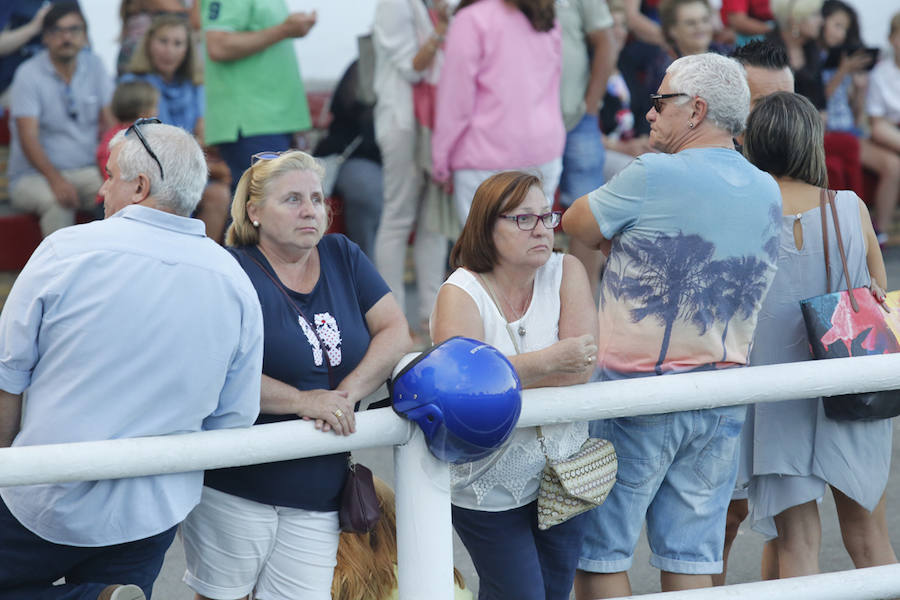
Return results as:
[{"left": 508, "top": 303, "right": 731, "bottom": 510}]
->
[
  {"left": 126, "top": 117, "right": 164, "bottom": 180},
  {"left": 650, "top": 92, "right": 690, "bottom": 113}
]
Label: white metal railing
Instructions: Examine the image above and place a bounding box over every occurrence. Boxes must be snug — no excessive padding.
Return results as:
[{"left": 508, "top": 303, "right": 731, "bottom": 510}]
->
[{"left": 2, "top": 353, "right": 900, "bottom": 598}]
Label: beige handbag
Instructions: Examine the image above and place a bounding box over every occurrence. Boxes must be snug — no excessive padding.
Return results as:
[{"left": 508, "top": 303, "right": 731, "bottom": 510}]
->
[
  {"left": 535, "top": 426, "right": 617, "bottom": 530},
  {"left": 477, "top": 273, "right": 618, "bottom": 530}
]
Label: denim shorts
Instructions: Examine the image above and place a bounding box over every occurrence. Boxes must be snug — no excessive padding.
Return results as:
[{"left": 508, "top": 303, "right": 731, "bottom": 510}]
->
[
  {"left": 559, "top": 113, "right": 606, "bottom": 207},
  {"left": 578, "top": 405, "right": 746, "bottom": 575}
]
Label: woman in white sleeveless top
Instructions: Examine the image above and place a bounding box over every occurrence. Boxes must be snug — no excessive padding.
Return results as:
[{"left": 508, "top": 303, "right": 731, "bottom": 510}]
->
[
  {"left": 430, "top": 171, "right": 598, "bottom": 600},
  {"left": 741, "top": 92, "right": 896, "bottom": 578}
]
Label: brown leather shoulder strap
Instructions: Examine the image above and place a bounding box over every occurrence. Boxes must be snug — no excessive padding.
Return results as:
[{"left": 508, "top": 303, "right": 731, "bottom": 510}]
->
[
  {"left": 822, "top": 189, "right": 860, "bottom": 313},
  {"left": 820, "top": 189, "right": 831, "bottom": 293}
]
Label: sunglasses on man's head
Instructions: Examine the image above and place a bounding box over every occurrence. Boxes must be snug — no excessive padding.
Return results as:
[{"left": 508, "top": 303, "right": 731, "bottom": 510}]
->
[
  {"left": 125, "top": 117, "right": 164, "bottom": 180},
  {"left": 251, "top": 150, "right": 294, "bottom": 165},
  {"left": 650, "top": 92, "right": 690, "bottom": 113}
]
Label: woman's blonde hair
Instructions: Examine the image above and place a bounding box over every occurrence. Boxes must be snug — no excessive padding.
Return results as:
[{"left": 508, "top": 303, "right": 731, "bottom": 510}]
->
[
  {"left": 126, "top": 14, "right": 202, "bottom": 85},
  {"left": 225, "top": 150, "right": 327, "bottom": 247},
  {"left": 891, "top": 11, "right": 900, "bottom": 37},
  {"left": 770, "top": 0, "right": 824, "bottom": 26},
  {"left": 331, "top": 477, "right": 467, "bottom": 600}
]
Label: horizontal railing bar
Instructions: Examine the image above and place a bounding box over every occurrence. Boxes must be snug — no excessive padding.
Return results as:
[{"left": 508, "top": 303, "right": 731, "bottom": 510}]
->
[
  {"left": 1, "top": 354, "right": 898, "bottom": 487},
  {"left": 622, "top": 563, "right": 900, "bottom": 599},
  {"left": 518, "top": 354, "right": 900, "bottom": 427},
  {"left": 0, "top": 408, "right": 413, "bottom": 487}
]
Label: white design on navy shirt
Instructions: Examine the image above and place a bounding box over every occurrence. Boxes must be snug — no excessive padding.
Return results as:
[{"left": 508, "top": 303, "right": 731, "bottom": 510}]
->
[
  {"left": 298, "top": 316, "right": 324, "bottom": 365},
  {"left": 315, "top": 312, "right": 342, "bottom": 366}
]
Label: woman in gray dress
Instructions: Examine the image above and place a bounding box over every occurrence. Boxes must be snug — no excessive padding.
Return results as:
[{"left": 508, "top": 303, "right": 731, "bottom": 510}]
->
[{"left": 741, "top": 91, "right": 896, "bottom": 578}]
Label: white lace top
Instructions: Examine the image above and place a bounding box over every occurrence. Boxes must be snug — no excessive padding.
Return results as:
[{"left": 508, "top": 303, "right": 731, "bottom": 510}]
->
[{"left": 437, "top": 253, "right": 589, "bottom": 511}]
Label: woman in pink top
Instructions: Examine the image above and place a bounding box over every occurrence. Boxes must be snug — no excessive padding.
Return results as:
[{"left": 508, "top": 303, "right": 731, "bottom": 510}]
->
[{"left": 432, "top": 0, "right": 565, "bottom": 223}]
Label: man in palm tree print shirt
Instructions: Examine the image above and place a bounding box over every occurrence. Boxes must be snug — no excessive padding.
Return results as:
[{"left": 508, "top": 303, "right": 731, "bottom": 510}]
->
[{"left": 562, "top": 53, "right": 781, "bottom": 599}]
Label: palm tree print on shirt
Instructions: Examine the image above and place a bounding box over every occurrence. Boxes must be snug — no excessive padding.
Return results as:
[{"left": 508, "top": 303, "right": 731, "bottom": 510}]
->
[{"left": 601, "top": 231, "right": 774, "bottom": 374}]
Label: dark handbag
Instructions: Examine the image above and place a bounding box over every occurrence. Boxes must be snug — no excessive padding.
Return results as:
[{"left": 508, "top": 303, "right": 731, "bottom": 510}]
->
[
  {"left": 799, "top": 189, "right": 900, "bottom": 420},
  {"left": 245, "top": 251, "right": 383, "bottom": 529},
  {"left": 339, "top": 459, "right": 381, "bottom": 533}
]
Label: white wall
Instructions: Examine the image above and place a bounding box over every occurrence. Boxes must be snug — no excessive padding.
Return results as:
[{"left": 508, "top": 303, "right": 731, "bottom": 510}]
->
[
  {"left": 84, "top": 0, "right": 376, "bottom": 84},
  {"left": 83, "top": 0, "right": 893, "bottom": 85},
  {"left": 845, "top": 0, "right": 896, "bottom": 52}
]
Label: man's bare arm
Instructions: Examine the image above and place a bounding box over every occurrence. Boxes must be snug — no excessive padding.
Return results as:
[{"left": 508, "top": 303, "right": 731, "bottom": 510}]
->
[
  {"left": 0, "top": 390, "right": 22, "bottom": 448},
  {"left": 206, "top": 12, "right": 316, "bottom": 62},
  {"left": 584, "top": 26, "right": 616, "bottom": 116}
]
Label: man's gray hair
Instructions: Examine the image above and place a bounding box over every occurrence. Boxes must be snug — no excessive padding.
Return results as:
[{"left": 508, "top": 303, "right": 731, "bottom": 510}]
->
[
  {"left": 666, "top": 53, "right": 750, "bottom": 137},
  {"left": 109, "top": 123, "right": 207, "bottom": 216}
]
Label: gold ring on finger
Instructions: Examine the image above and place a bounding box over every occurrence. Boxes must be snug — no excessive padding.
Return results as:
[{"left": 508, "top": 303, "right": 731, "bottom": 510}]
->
[{"left": 334, "top": 409, "right": 344, "bottom": 418}]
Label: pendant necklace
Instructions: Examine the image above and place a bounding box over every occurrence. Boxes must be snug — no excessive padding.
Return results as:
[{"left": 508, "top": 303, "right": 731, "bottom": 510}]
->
[{"left": 492, "top": 274, "right": 530, "bottom": 338}]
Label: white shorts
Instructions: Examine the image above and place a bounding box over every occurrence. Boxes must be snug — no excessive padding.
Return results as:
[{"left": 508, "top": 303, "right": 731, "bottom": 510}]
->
[{"left": 180, "top": 486, "right": 340, "bottom": 600}]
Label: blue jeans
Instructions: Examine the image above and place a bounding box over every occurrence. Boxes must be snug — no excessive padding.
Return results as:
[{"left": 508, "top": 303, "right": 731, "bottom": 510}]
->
[
  {"left": 217, "top": 132, "right": 293, "bottom": 194},
  {"left": 559, "top": 113, "right": 606, "bottom": 207},
  {"left": 0, "top": 498, "right": 177, "bottom": 599},
  {"left": 452, "top": 501, "right": 585, "bottom": 600},
  {"left": 334, "top": 157, "right": 383, "bottom": 259},
  {"left": 579, "top": 406, "right": 746, "bottom": 575}
]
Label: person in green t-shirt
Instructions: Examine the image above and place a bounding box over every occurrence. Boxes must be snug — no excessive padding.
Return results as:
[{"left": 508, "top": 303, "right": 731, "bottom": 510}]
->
[{"left": 202, "top": 0, "right": 315, "bottom": 189}]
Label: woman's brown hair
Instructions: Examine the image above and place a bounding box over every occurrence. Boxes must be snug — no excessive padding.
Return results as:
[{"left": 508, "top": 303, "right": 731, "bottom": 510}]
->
[
  {"left": 126, "top": 14, "right": 202, "bottom": 85},
  {"left": 658, "top": 0, "right": 711, "bottom": 48},
  {"left": 743, "top": 91, "right": 828, "bottom": 187},
  {"left": 456, "top": 0, "right": 555, "bottom": 32},
  {"left": 450, "top": 171, "right": 543, "bottom": 273}
]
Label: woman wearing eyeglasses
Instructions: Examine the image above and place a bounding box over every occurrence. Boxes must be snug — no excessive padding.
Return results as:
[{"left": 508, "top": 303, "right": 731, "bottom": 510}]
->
[
  {"left": 430, "top": 170, "right": 598, "bottom": 600},
  {"left": 180, "top": 150, "right": 412, "bottom": 600}
]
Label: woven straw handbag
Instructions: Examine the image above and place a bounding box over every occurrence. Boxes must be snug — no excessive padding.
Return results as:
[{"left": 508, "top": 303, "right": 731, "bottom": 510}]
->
[{"left": 536, "top": 428, "right": 617, "bottom": 530}]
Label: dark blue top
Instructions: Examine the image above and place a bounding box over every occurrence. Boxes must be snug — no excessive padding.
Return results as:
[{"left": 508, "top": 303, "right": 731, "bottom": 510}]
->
[{"left": 204, "top": 234, "right": 391, "bottom": 510}]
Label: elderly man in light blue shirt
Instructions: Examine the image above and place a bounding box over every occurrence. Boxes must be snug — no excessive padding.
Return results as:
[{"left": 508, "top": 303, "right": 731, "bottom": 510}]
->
[{"left": 0, "top": 120, "right": 263, "bottom": 600}]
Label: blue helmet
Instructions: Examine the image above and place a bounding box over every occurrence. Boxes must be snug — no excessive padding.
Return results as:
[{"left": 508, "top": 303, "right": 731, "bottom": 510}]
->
[{"left": 391, "top": 336, "right": 522, "bottom": 464}]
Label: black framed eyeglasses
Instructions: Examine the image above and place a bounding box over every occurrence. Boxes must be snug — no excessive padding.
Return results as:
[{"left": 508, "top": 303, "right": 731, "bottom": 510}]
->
[
  {"left": 125, "top": 117, "right": 164, "bottom": 180},
  {"left": 499, "top": 211, "right": 562, "bottom": 231},
  {"left": 650, "top": 92, "right": 690, "bottom": 113}
]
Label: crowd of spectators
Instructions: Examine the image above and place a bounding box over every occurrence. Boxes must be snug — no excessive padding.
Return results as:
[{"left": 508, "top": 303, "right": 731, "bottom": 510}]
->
[{"left": 1, "top": 0, "right": 900, "bottom": 599}]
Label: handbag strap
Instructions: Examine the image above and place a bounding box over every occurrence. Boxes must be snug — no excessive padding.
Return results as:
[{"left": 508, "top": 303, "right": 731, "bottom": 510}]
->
[
  {"left": 818, "top": 189, "right": 860, "bottom": 313},
  {"left": 339, "top": 135, "right": 364, "bottom": 162},
  {"left": 245, "top": 249, "right": 337, "bottom": 390},
  {"left": 476, "top": 272, "right": 552, "bottom": 455},
  {"left": 477, "top": 272, "right": 523, "bottom": 355}
]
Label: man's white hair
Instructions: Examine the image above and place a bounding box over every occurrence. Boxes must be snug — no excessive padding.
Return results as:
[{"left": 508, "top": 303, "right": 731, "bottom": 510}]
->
[
  {"left": 666, "top": 52, "right": 750, "bottom": 137},
  {"left": 109, "top": 123, "right": 207, "bottom": 216}
]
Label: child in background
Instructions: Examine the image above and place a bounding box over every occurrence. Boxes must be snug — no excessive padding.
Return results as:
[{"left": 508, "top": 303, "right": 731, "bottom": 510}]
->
[{"left": 96, "top": 79, "right": 159, "bottom": 198}]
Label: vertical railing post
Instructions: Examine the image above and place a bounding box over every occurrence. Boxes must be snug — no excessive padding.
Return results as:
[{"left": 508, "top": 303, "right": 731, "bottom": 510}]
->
[{"left": 394, "top": 427, "right": 454, "bottom": 600}]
